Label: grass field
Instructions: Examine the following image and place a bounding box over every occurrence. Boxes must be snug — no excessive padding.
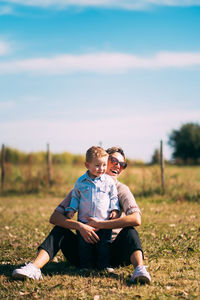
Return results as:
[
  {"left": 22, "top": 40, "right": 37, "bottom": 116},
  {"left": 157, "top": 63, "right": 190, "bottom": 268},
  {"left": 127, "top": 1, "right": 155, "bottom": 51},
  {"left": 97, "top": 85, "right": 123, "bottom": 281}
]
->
[
  {"left": 0, "top": 165, "right": 200, "bottom": 299},
  {"left": 2, "top": 163, "right": 200, "bottom": 202}
]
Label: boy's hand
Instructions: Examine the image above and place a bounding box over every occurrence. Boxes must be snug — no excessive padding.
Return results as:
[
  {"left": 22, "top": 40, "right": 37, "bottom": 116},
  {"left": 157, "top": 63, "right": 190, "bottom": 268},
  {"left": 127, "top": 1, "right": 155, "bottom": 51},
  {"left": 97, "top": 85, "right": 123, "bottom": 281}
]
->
[
  {"left": 109, "top": 210, "right": 119, "bottom": 219},
  {"left": 66, "top": 211, "right": 75, "bottom": 219}
]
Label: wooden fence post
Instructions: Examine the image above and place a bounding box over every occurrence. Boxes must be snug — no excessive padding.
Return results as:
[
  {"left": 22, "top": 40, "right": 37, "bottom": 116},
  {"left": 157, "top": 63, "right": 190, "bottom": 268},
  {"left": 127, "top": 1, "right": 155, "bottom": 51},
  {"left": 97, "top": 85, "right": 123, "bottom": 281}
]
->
[
  {"left": 1, "top": 144, "right": 6, "bottom": 191},
  {"left": 47, "top": 143, "right": 53, "bottom": 186},
  {"left": 160, "top": 140, "right": 165, "bottom": 194}
]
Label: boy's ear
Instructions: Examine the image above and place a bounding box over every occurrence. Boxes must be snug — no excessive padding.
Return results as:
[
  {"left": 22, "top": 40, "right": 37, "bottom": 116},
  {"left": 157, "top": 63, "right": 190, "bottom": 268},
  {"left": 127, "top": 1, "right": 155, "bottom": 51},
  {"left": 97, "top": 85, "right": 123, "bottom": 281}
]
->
[{"left": 85, "top": 162, "right": 89, "bottom": 169}]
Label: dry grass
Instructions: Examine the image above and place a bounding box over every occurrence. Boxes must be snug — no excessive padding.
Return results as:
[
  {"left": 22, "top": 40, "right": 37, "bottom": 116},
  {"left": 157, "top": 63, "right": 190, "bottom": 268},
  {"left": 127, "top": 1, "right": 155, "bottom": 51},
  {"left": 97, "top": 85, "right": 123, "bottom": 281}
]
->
[
  {"left": 0, "top": 194, "right": 199, "bottom": 299},
  {"left": 1, "top": 164, "right": 200, "bottom": 203},
  {"left": 120, "top": 165, "right": 200, "bottom": 202}
]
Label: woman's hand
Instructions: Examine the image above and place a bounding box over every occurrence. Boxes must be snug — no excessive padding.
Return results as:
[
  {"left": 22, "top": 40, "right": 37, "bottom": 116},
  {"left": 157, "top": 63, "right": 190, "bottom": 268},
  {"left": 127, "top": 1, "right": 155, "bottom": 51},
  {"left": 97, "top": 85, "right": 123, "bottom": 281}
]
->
[
  {"left": 86, "top": 217, "right": 102, "bottom": 229},
  {"left": 78, "top": 223, "right": 100, "bottom": 244}
]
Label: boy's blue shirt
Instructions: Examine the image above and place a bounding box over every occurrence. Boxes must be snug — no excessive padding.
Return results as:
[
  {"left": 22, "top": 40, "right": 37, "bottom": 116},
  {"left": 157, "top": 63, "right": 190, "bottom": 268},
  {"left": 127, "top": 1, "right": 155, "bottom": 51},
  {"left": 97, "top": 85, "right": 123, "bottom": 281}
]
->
[{"left": 65, "top": 171, "right": 120, "bottom": 223}]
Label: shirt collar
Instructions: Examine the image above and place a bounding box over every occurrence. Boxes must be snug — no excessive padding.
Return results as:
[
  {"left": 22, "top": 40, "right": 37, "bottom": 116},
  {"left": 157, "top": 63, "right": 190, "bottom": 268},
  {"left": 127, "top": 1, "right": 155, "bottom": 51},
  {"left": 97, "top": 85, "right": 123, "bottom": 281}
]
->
[{"left": 82, "top": 171, "right": 104, "bottom": 182}]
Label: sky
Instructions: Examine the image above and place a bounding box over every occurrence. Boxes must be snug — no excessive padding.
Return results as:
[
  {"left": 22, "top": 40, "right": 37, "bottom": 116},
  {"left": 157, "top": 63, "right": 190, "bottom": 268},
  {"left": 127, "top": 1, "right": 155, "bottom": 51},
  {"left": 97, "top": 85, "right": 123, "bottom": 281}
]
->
[{"left": 0, "top": 1, "right": 200, "bottom": 162}]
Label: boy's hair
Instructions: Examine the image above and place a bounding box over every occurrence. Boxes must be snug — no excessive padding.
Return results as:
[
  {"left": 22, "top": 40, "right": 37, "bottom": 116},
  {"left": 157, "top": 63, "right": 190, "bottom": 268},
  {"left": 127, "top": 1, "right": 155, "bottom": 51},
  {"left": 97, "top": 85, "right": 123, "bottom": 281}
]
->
[
  {"left": 86, "top": 146, "right": 109, "bottom": 163},
  {"left": 106, "top": 147, "right": 126, "bottom": 159}
]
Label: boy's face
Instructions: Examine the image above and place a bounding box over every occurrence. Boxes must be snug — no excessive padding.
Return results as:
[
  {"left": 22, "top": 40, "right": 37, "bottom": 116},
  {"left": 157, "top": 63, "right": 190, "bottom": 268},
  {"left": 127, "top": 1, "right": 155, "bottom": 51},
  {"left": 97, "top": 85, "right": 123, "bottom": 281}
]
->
[{"left": 85, "top": 156, "right": 108, "bottom": 179}]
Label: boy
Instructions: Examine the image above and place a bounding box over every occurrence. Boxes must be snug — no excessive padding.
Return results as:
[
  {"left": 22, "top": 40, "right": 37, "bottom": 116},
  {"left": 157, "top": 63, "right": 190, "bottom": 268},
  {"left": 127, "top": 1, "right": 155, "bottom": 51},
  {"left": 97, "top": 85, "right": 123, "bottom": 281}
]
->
[{"left": 65, "top": 146, "right": 120, "bottom": 270}]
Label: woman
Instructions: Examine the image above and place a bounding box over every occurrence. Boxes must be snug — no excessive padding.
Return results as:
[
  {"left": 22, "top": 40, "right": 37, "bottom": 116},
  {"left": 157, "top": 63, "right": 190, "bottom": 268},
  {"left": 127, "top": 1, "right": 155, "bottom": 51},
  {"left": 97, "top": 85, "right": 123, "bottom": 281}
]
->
[{"left": 12, "top": 147, "right": 151, "bottom": 284}]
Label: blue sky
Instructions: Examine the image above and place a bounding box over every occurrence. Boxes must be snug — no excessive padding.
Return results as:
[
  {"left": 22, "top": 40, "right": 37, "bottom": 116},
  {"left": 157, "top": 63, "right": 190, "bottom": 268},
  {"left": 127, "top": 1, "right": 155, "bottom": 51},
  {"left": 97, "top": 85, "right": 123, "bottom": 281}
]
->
[{"left": 0, "top": 1, "right": 200, "bottom": 161}]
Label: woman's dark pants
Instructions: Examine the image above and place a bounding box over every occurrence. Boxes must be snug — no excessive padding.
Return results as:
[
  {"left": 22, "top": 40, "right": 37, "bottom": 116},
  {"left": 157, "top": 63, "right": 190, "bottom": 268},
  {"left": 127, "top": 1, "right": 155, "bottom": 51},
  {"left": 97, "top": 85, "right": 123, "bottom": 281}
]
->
[
  {"left": 38, "top": 226, "right": 143, "bottom": 268},
  {"left": 77, "top": 229, "right": 112, "bottom": 269}
]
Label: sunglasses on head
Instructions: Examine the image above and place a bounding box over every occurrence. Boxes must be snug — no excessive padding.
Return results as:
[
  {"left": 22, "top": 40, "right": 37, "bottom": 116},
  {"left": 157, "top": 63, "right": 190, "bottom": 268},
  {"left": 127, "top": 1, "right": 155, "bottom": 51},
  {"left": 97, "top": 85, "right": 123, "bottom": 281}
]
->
[{"left": 109, "top": 156, "right": 127, "bottom": 169}]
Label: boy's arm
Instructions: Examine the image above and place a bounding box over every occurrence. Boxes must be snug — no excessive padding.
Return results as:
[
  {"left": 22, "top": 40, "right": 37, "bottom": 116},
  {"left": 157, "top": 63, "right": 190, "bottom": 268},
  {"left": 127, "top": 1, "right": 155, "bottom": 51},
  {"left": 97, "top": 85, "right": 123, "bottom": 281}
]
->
[
  {"left": 109, "top": 209, "right": 119, "bottom": 219},
  {"left": 54, "top": 190, "right": 73, "bottom": 213},
  {"left": 65, "top": 182, "right": 80, "bottom": 217},
  {"left": 109, "top": 180, "right": 120, "bottom": 212},
  {"left": 65, "top": 183, "right": 80, "bottom": 213},
  {"left": 49, "top": 190, "right": 78, "bottom": 227}
]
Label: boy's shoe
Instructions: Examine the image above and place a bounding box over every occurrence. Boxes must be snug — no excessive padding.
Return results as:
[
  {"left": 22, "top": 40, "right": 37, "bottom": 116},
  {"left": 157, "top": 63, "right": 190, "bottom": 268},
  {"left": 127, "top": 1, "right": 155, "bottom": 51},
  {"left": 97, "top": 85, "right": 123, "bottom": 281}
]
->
[
  {"left": 131, "top": 265, "right": 151, "bottom": 284},
  {"left": 12, "top": 262, "right": 43, "bottom": 280}
]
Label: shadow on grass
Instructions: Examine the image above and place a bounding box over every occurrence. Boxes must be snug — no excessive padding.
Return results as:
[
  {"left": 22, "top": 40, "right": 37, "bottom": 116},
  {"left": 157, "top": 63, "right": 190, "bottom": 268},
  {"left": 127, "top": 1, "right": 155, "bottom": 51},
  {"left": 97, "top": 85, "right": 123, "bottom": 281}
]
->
[
  {"left": 1, "top": 261, "right": 125, "bottom": 282},
  {"left": 1, "top": 262, "right": 146, "bottom": 286},
  {"left": 43, "top": 261, "right": 123, "bottom": 280},
  {"left": 43, "top": 263, "right": 146, "bottom": 286},
  {"left": 0, "top": 263, "right": 14, "bottom": 277}
]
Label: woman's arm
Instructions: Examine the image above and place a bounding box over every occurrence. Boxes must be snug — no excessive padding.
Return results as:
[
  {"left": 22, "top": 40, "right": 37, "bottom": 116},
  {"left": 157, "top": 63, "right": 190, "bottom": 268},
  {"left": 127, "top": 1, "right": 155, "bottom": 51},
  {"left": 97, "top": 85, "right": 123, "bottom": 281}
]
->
[
  {"left": 50, "top": 210, "right": 100, "bottom": 243},
  {"left": 87, "top": 212, "right": 141, "bottom": 229},
  {"left": 50, "top": 210, "right": 80, "bottom": 230}
]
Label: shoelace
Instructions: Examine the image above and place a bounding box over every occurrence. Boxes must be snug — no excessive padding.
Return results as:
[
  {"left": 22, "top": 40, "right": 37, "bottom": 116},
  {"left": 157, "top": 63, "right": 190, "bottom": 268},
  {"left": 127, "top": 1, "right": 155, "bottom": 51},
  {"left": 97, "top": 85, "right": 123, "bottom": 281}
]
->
[
  {"left": 20, "top": 263, "right": 30, "bottom": 269},
  {"left": 136, "top": 265, "right": 148, "bottom": 270},
  {"left": 134, "top": 265, "right": 149, "bottom": 275},
  {"left": 21, "top": 263, "right": 38, "bottom": 272}
]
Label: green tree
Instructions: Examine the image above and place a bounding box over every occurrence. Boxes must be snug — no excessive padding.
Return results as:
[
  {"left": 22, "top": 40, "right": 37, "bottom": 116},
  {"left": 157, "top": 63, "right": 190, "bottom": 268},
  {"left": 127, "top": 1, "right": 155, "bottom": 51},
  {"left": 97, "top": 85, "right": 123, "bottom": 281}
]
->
[
  {"left": 168, "top": 123, "right": 200, "bottom": 164},
  {"left": 151, "top": 148, "right": 160, "bottom": 164}
]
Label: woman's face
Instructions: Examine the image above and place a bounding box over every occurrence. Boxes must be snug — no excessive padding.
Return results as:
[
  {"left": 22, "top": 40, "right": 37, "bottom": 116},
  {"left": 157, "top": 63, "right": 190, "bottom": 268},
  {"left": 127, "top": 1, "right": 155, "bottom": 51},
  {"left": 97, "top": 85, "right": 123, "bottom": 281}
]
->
[{"left": 106, "top": 152, "right": 126, "bottom": 179}]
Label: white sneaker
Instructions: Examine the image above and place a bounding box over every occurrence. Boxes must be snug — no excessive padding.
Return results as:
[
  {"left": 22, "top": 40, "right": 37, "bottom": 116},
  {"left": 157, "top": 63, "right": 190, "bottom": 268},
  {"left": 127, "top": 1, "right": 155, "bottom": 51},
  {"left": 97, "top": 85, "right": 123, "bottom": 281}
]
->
[
  {"left": 131, "top": 265, "right": 151, "bottom": 284},
  {"left": 12, "top": 262, "right": 43, "bottom": 280},
  {"left": 106, "top": 267, "right": 114, "bottom": 273}
]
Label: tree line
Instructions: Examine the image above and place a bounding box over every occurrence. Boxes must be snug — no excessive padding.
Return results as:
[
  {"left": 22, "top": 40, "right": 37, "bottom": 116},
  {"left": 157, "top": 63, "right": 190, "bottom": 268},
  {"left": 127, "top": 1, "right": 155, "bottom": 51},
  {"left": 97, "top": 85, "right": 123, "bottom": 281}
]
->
[
  {"left": 151, "top": 122, "right": 200, "bottom": 165},
  {"left": 1, "top": 123, "right": 200, "bottom": 165},
  {"left": 0, "top": 147, "right": 85, "bottom": 165}
]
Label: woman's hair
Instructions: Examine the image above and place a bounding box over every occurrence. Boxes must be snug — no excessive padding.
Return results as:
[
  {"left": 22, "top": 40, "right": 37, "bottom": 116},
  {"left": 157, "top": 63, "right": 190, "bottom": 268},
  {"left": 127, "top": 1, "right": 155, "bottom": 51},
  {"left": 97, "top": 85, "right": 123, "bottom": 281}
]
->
[
  {"left": 86, "top": 146, "right": 108, "bottom": 163},
  {"left": 106, "top": 147, "right": 126, "bottom": 159}
]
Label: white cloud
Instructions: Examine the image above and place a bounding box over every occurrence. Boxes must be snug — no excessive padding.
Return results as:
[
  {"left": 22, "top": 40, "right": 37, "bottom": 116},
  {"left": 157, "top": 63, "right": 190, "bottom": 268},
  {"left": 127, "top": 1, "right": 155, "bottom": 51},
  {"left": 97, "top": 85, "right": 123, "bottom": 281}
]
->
[
  {"left": 0, "top": 5, "right": 14, "bottom": 15},
  {"left": 0, "top": 101, "right": 14, "bottom": 109},
  {"left": 148, "top": 0, "right": 200, "bottom": 7},
  {"left": 2, "top": 0, "right": 200, "bottom": 10},
  {"left": 0, "top": 110, "right": 199, "bottom": 161},
  {"left": 0, "top": 52, "right": 200, "bottom": 75},
  {"left": 0, "top": 41, "right": 10, "bottom": 56}
]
